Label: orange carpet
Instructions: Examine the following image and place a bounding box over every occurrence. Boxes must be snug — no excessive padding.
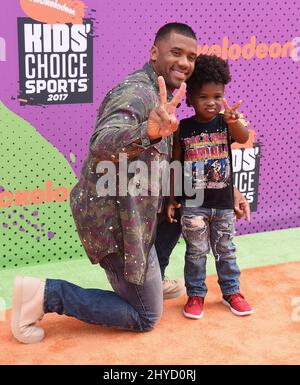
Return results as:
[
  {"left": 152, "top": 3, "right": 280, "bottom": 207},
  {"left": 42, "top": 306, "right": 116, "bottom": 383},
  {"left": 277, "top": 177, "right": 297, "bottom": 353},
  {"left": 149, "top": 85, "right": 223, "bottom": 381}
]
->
[{"left": 1, "top": 262, "right": 300, "bottom": 365}]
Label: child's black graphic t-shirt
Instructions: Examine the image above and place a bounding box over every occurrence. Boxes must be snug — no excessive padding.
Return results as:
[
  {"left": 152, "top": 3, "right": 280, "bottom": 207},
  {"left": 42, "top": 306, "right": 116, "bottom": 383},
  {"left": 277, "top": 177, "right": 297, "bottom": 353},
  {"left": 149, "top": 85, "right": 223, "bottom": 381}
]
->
[{"left": 179, "top": 114, "right": 234, "bottom": 209}]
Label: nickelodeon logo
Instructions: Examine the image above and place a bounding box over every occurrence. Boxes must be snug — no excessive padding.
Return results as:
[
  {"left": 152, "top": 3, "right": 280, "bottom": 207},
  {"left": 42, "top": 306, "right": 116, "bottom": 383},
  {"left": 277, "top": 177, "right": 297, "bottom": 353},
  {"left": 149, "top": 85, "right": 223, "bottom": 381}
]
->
[
  {"left": 20, "top": 0, "right": 86, "bottom": 24},
  {"left": 198, "top": 35, "right": 294, "bottom": 60},
  {"left": 0, "top": 180, "right": 71, "bottom": 208}
]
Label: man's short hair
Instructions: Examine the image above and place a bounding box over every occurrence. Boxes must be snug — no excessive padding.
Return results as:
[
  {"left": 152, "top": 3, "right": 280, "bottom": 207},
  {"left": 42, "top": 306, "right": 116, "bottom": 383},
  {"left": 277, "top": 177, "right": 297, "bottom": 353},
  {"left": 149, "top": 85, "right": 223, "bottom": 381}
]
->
[{"left": 154, "top": 23, "right": 197, "bottom": 44}]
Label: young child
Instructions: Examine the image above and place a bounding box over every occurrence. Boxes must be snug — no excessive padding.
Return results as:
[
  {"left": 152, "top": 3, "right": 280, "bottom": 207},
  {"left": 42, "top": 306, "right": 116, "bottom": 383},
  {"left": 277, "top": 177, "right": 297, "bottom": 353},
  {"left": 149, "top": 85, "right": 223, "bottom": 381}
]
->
[{"left": 167, "top": 54, "right": 253, "bottom": 319}]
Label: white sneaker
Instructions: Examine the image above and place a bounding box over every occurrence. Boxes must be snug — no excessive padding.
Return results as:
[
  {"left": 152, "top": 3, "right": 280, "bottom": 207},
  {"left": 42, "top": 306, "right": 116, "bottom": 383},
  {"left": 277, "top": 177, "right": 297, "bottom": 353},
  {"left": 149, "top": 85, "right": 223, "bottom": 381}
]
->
[
  {"left": 163, "top": 278, "right": 185, "bottom": 300},
  {"left": 11, "top": 276, "right": 46, "bottom": 344}
]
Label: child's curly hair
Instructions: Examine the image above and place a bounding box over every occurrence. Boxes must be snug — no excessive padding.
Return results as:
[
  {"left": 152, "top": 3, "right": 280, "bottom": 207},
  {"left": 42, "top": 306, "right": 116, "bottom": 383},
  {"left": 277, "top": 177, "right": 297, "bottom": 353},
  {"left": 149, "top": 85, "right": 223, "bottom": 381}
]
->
[{"left": 186, "top": 54, "right": 232, "bottom": 94}]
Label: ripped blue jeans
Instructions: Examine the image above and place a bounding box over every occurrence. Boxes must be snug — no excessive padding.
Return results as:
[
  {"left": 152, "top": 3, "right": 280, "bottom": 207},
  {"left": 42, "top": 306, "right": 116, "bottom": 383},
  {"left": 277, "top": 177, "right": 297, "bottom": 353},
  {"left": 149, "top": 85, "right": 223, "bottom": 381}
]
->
[{"left": 181, "top": 206, "right": 240, "bottom": 297}]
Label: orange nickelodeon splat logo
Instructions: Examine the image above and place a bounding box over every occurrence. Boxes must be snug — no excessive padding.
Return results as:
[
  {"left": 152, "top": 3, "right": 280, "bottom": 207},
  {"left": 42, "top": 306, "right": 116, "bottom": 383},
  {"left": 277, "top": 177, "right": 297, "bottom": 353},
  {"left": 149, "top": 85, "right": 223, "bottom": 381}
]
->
[
  {"left": 232, "top": 129, "right": 256, "bottom": 149},
  {"left": 0, "top": 180, "right": 71, "bottom": 208},
  {"left": 19, "top": 0, "right": 86, "bottom": 25},
  {"left": 198, "top": 35, "right": 294, "bottom": 61},
  {"left": 219, "top": 111, "right": 256, "bottom": 149},
  {"left": 231, "top": 112, "right": 255, "bottom": 149}
]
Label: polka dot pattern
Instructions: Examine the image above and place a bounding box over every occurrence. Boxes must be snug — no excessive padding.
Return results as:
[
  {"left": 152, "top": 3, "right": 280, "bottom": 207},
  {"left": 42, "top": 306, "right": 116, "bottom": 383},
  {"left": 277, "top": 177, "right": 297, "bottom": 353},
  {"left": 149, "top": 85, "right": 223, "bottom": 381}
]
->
[
  {"left": 0, "top": 103, "right": 85, "bottom": 269},
  {"left": 0, "top": 0, "right": 299, "bottom": 259}
]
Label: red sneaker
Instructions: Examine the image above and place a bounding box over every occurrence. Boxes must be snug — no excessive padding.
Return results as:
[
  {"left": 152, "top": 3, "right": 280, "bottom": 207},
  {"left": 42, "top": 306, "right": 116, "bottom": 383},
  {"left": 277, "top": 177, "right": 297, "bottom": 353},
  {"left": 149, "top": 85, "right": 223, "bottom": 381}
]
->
[
  {"left": 183, "top": 296, "right": 204, "bottom": 319},
  {"left": 222, "top": 293, "right": 253, "bottom": 316}
]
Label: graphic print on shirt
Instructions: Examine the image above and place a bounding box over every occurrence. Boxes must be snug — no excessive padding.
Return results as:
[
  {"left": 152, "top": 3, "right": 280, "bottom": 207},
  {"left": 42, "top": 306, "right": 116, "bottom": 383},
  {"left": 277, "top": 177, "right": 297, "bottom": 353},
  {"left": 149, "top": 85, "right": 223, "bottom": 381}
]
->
[{"left": 182, "top": 129, "right": 231, "bottom": 190}]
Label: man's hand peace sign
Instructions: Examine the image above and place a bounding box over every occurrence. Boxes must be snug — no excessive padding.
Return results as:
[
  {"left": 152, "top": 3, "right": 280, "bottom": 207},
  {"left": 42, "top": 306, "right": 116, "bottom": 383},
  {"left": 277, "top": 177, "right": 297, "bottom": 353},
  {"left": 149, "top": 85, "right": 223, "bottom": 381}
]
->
[{"left": 147, "top": 76, "right": 186, "bottom": 140}]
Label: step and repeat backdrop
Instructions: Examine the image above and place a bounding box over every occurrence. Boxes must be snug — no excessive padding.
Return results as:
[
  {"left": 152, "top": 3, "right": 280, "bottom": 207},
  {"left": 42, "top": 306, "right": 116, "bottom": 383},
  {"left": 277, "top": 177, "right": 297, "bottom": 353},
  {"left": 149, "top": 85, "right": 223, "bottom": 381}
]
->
[{"left": 0, "top": 0, "right": 299, "bottom": 269}]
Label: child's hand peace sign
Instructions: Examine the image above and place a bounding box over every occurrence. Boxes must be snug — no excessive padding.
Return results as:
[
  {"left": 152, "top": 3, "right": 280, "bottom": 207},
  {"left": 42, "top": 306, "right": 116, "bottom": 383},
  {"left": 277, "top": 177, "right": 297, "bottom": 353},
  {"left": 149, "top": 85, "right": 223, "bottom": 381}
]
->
[
  {"left": 223, "top": 98, "right": 243, "bottom": 124},
  {"left": 147, "top": 76, "right": 186, "bottom": 140}
]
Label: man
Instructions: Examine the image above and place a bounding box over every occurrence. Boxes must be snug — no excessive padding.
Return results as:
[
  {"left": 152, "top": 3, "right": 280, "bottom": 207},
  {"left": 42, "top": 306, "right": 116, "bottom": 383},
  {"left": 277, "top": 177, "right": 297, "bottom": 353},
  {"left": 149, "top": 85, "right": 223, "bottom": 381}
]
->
[{"left": 11, "top": 23, "right": 249, "bottom": 343}]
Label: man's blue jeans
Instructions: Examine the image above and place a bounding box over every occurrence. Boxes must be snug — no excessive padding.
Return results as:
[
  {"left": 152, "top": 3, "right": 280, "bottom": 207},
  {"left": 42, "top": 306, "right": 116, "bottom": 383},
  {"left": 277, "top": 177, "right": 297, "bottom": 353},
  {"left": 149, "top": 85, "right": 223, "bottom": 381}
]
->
[
  {"left": 43, "top": 246, "right": 163, "bottom": 332},
  {"left": 181, "top": 206, "right": 240, "bottom": 297}
]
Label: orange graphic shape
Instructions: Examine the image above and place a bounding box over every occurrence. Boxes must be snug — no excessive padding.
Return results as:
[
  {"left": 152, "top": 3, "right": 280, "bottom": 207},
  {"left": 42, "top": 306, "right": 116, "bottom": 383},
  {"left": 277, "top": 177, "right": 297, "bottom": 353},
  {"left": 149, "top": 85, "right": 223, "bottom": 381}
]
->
[
  {"left": 20, "top": 0, "right": 86, "bottom": 25},
  {"left": 218, "top": 110, "right": 256, "bottom": 149},
  {"left": 231, "top": 129, "right": 256, "bottom": 149}
]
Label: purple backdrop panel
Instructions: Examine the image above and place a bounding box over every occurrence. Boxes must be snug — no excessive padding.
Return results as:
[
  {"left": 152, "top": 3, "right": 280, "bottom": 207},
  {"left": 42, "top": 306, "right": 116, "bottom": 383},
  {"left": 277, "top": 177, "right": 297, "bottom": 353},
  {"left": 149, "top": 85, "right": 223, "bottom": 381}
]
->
[{"left": 0, "top": 0, "right": 299, "bottom": 236}]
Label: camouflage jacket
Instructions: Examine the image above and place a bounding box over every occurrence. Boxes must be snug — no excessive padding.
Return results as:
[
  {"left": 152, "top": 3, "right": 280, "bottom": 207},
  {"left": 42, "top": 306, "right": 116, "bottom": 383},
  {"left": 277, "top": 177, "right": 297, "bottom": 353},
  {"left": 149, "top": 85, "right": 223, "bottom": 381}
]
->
[{"left": 70, "top": 63, "right": 173, "bottom": 285}]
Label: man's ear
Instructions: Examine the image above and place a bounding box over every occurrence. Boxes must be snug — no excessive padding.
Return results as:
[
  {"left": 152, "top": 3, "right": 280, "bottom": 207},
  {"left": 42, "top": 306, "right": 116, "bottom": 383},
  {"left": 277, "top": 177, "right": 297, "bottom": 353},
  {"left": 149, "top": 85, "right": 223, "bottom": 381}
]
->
[{"left": 150, "top": 45, "right": 158, "bottom": 61}]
